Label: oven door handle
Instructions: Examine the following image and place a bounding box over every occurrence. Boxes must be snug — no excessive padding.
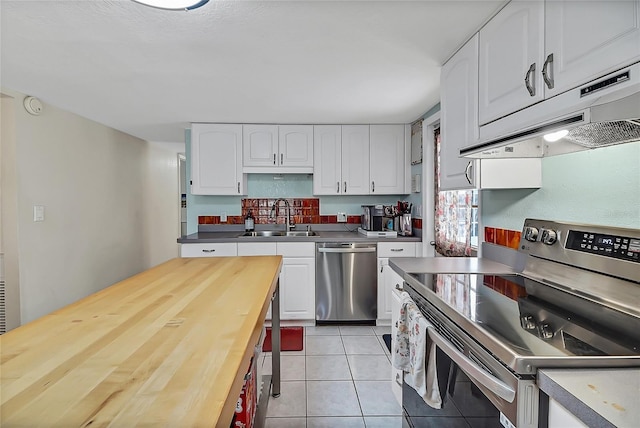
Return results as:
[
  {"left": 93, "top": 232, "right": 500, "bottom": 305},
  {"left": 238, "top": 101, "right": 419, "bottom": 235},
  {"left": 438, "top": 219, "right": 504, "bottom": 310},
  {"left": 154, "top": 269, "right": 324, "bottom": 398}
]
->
[{"left": 427, "top": 327, "right": 516, "bottom": 403}]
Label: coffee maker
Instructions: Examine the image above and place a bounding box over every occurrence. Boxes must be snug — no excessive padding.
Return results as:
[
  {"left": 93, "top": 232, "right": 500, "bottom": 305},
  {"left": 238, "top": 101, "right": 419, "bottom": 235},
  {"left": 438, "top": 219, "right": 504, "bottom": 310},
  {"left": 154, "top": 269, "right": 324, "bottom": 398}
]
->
[{"left": 361, "top": 205, "right": 385, "bottom": 231}]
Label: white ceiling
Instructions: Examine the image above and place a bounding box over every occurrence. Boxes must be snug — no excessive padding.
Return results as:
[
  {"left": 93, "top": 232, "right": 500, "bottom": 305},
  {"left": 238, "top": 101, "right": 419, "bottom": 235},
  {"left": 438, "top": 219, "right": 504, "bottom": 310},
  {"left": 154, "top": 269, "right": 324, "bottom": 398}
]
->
[{"left": 1, "top": 0, "right": 505, "bottom": 143}]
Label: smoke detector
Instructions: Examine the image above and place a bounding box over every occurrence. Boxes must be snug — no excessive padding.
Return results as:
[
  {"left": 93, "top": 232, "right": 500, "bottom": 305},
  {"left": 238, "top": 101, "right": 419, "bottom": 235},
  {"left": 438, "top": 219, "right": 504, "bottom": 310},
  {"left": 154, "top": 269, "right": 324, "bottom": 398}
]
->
[{"left": 23, "top": 96, "right": 43, "bottom": 115}]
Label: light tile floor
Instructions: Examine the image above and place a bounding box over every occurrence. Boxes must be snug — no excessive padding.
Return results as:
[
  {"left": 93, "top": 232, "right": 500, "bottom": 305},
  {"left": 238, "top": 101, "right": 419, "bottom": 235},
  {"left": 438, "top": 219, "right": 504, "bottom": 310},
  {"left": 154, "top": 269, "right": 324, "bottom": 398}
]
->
[{"left": 262, "top": 325, "right": 403, "bottom": 428}]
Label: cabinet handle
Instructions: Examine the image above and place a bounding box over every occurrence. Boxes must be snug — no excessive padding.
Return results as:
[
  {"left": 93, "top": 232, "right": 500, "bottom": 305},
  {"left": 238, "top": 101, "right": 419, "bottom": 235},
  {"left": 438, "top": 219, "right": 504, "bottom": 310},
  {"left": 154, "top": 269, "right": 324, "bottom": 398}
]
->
[
  {"left": 273, "top": 153, "right": 276, "bottom": 165},
  {"left": 381, "top": 265, "right": 384, "bottom": 273},
  {"left": 202, "top": 249, "right": 216, "bottom": 253},
  {"left": 337, "top": 182, "right": 340, "bottom": 193},
  {"left": 237, "top": 182, "right": 240, "bottom": 193},
  {"left": 524, "top": 62, "right": 536, "bottom": 96},
  {"left": 464, "top": 161, "right": 473, "bottom": 185},
  {"left": 280, "top": 153, "right": 284, "bottom": 165},
  {"left": 542, "top": 53, "right": 554, "bottom": 89},
  {"left": 390, "top": 248, "right": 404, "bottom": 252},
  {"left": 344, "top": 181, "right": 347, "bottom": 193},
  {"left": 371, "top": 181, "right": 375, "bottom": 192}
]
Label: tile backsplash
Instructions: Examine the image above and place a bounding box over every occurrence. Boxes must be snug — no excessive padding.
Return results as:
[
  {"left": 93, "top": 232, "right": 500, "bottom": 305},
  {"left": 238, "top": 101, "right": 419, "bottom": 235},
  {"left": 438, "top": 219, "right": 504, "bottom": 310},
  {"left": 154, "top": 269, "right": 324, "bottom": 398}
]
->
[
  {"left": 199, "top": 198, "right": 364, "bottom": 226},
  {"left": 485, "top": 226, "right": 521, "bottom": 249},
  {"left": 198, "top": 198, "right": 422, "bottom": 229}
]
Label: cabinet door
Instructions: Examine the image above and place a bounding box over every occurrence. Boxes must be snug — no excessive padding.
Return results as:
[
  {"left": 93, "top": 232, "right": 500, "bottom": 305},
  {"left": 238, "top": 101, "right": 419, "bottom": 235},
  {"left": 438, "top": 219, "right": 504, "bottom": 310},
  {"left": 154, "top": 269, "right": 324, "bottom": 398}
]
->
[
  {"left": 237, "top": 242, "right": 277, "bottom": 256},
  {"left": 313, "top": 125, "right": 343, "bottom": 195},
  {"left": 243, "top": 124, "right": 278, "bottom": 167},
  {"left": 278, "top": 125, "right": 314, "bottom": 167},
  {"left": 280, "top": 257, "right": 315, "bottom": 320},
  {"left": 190, "top": 124, "right": 244, "bottom": 195},
  {"left": 370, "top": 124, "right": 407, "bottom": 194},
  {"left": 478, "top": 1, "right": 545, "bottom": 125},
  {"left": 440, "top": 34, "right": 479, "bottom": 191},
  {"left": 390, "top": 283, "right": 404, "bottom": 405},
  {"left": 342, "top": 125, "right": 371, "bottom": 195},
  {"left": 377, "top": 258, "right": 390, "bottom": 321},
  {"left": 379, "top": 259, "right": 404, "bottom": 322},
  {"left": 545, "top": 0, "right": 640, "bottom": 98}
]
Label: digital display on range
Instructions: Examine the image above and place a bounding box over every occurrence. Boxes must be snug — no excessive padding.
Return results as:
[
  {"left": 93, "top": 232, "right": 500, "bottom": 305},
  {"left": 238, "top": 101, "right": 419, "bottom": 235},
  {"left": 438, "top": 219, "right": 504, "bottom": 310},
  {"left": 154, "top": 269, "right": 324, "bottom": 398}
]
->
[
  {"left": 596, "top": 236, "right": 615, "bottom": 246},
  {"left": 566, "top": 230, "right": 640, "bottom": 263}
]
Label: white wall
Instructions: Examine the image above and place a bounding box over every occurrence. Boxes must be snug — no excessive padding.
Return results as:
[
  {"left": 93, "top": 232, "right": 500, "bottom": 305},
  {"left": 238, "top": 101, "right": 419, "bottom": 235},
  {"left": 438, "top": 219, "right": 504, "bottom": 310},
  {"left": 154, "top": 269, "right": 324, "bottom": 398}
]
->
[
  {"left": 482, "top": 142, "right": 640, "bottom": 230},
  {"left": 142, "top": 142, "right": 182, "bottom": 268},
  {"left": 1, "top": 94, "right": 21, "bottom": 331},
  {"left": 1, "top": 90, "right": 182, "bottom": 326}
]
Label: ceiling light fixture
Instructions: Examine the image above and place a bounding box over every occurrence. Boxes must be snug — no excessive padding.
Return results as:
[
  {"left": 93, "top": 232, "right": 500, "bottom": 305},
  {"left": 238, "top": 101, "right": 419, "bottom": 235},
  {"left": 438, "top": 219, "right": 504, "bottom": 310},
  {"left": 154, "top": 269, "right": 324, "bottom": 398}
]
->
[
  {"left": 132, "top": 0, "right": 209, "bottom": 11},
  {"left": 543, "top": 129, "right": 569, "bottom": 142}
]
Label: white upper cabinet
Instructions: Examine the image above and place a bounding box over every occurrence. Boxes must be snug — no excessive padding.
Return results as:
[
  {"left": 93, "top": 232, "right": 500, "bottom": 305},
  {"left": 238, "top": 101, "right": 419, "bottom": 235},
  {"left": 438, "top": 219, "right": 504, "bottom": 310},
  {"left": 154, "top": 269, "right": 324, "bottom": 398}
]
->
[
  {"left": 314, "top": 124, "right": 406, "bottom": 195},
  {"left": 479, "top": 1, "right": 545, "bottom": 125},
  {"left": 243, "top": 124, "right": 279, "bottom": 167},
  {"left": 544, "top": 0, "right": 640, "bottom": 98},
  {"left": 478, "top": 0, "right": 640, "bottom": 125},
  {"left": 342, "top": 125, "right": 371, "bottom": 195},
  {"left": 243, "top": 124, "right": 313, "bottom": 172},
  {"left": 440, "top": 34, "right": 479, "bottom": 191},
  {"left": 190, "top": 124, "right": 245, "bottom": 195},
  {"left": 313, "top": 125, "right": 370, "bottom": 195},
  {"left": 370, "top": 124, "right": 409, "bottom": 194},
  {"left": 313, "top": 125, "right": 343, "bottom": 195},
  {"left": 279, "top": 125, "right": 314, "bottom": 168}
]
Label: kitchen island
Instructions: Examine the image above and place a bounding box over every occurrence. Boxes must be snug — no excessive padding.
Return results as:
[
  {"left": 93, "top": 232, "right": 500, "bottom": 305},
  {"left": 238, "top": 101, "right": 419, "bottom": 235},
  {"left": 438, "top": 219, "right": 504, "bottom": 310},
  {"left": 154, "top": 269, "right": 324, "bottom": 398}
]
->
[{"left": 0, "top": 256, "right": 282, "bottom": 427}]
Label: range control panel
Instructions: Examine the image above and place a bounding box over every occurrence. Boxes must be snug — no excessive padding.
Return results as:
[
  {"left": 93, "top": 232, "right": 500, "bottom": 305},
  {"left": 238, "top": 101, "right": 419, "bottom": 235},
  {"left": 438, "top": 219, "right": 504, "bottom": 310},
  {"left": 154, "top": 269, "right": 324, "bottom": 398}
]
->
[
  {"left": 520, "top": 219, "right": 640, "bottom": 283},
  {"left": 566, "top": 230, "right": 640, "bottom": 263}
]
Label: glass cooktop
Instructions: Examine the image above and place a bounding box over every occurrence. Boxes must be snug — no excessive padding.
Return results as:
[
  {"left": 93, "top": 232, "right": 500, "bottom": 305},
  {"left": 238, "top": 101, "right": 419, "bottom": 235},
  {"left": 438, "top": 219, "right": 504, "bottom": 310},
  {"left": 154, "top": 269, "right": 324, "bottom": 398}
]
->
[{"left": 405, "top": 273, "right": 639, "bottom": 362}]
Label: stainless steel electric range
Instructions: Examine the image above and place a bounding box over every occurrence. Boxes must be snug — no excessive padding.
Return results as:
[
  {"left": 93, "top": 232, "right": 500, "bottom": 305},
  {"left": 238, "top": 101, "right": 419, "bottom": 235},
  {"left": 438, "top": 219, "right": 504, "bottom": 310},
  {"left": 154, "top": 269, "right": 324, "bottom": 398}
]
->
[{"left": 401, "top": 219, "right": 639, "bottom": 428}]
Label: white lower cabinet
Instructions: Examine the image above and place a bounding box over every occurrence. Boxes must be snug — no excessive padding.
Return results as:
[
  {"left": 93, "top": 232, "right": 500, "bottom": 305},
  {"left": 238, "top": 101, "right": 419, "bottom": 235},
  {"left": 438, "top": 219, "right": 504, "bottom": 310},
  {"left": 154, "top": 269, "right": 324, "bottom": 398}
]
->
[
  {"left": 277, "top": 243, "right": 315, "bottom": 321},
  {"left": 548, "top": 398, "right": 588, "bottom": 428},
  {"left": 180, "top": 243, "right": 238, "bottom": 257},
  {"left": 377, "top": 242, "right": 416, "bottom": 322},
  {"left": 390, "top": 270, "right": 404, "bottom": 406},
  {"left": 237, "top": 242, "right": 277, "bottom": 256}
]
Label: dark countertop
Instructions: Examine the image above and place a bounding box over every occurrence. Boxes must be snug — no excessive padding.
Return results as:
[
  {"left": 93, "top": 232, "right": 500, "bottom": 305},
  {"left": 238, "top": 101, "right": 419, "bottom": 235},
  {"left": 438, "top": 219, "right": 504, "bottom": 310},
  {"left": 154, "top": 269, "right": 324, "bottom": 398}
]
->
[{"left": 178, "top": 230, "right": 421, "bottom": 244}]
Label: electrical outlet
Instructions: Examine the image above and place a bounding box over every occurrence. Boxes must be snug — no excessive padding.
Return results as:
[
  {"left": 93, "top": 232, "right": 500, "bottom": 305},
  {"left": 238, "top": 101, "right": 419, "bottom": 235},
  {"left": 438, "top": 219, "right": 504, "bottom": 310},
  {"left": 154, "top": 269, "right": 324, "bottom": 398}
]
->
[
  {"left": 337, "top": 212, "right": 347, "bottom": 223},
  {"left": 220, "top": 212, "right": 227, "bottom": 222}
]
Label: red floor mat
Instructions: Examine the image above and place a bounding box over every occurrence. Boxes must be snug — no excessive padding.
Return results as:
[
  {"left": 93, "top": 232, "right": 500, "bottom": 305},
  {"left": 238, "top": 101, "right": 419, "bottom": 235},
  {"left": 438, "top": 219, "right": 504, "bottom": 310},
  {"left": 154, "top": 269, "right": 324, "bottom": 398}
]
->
[{"left": 262, "top": 327, "right": 304, "bottom": 352}]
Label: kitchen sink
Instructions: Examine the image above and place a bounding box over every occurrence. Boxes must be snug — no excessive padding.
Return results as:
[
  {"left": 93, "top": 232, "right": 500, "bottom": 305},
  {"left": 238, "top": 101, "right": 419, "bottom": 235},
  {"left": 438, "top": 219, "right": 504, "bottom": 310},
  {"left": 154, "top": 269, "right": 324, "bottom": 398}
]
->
[{"left": 238, "top": 231, "right": 318, "bottom": 237}]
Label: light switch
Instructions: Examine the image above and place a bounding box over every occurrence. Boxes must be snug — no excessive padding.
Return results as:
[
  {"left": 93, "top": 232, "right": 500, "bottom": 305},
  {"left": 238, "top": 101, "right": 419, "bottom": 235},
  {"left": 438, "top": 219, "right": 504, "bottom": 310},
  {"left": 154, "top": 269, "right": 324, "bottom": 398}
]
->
[{"left": 33, "top": 205, "right": 45, "bottom": 222}]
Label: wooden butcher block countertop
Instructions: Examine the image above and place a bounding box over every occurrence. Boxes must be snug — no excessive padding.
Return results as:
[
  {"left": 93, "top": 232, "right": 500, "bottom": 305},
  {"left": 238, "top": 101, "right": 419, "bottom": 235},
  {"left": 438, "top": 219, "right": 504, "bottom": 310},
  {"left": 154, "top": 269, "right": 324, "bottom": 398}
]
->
[{"left": 0, "top": 256, "right": 282, "bottom": 428}]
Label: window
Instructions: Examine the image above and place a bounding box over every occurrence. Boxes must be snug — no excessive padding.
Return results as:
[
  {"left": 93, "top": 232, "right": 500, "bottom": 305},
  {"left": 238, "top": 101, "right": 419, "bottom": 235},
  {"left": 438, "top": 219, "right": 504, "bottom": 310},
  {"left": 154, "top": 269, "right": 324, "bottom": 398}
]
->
[{"left": 434, "top": 128, "right": 478, "bottom": 256}]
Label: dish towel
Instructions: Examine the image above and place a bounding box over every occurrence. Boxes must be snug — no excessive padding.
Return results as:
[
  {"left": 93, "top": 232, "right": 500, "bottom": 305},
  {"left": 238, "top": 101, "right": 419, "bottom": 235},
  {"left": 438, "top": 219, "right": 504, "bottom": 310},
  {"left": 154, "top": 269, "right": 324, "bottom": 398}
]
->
[{"left": 391, "top": 292, "right": 443, "bottom": 409}]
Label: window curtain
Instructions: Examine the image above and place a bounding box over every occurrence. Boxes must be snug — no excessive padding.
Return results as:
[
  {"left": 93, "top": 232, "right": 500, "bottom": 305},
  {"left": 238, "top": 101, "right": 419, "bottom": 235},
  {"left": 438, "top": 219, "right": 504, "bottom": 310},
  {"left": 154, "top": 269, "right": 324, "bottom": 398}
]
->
[{"left": 434, "top": 128, "right": 473, "bottom": 257}]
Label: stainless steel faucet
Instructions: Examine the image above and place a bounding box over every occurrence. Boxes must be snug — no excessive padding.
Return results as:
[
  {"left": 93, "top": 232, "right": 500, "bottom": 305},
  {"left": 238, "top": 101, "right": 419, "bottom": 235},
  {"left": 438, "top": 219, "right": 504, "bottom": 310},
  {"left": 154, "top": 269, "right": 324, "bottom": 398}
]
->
[{"left": 270, "top": 198, "right": 296, "bottom": 231}]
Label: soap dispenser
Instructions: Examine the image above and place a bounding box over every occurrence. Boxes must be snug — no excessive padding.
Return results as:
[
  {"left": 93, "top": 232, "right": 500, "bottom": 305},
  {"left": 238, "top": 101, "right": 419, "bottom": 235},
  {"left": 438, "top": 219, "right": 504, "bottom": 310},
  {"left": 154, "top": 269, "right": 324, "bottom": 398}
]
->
[{"left": 244, "top": 209, "right": 255, "bottom": 232}]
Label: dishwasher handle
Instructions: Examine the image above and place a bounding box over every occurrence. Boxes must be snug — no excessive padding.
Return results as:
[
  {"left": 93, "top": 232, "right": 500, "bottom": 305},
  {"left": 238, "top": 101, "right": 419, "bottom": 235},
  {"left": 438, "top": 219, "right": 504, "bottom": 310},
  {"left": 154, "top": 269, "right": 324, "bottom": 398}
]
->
[
  {"left": 427, "top": 327, "right": 516, "bottom": 403},
  {"left": 318, "top": 247, "right": 376, "bottom": 253}
]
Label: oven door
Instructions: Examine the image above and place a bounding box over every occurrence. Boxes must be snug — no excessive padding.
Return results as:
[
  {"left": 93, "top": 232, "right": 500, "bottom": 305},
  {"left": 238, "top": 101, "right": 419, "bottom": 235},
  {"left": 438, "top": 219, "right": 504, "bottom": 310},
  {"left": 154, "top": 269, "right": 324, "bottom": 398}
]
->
[{"left": 402, "top": 284, "right": 538, "bottom": 428}]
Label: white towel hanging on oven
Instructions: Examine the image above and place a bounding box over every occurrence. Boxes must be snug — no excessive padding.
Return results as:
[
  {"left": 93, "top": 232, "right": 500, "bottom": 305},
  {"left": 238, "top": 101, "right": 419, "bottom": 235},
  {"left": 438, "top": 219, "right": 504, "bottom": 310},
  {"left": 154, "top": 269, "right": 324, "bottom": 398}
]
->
[{"left": 391, "top": 292, "right": 443, "bottom": 409}]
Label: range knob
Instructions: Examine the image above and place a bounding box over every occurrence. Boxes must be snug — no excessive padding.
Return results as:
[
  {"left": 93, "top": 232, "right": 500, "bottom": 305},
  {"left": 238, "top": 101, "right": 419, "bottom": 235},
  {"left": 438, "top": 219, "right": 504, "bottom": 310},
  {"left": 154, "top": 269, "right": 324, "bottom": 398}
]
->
[
  {"left": 520, "top": 315, "right": 537, "bottom": 330},
  {"left": 540, "top": 229, "right": 558, "bottom": 245},
  {"left": 538, "top": 323, "right": 554, "bottom": 340},
  {"left": 524, "top": 227, "right": 539, "bottom": 242}
]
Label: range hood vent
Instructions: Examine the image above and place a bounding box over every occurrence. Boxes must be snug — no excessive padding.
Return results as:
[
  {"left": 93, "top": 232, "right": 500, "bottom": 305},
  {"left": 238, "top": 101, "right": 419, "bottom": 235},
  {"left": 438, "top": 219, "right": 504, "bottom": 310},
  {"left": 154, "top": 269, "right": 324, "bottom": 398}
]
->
[
  {"left": 461, "top": 63, "right": 640, "bottom": 159},
  {"left": 565, "top": 119, "right": 640, "bottom": 148}
]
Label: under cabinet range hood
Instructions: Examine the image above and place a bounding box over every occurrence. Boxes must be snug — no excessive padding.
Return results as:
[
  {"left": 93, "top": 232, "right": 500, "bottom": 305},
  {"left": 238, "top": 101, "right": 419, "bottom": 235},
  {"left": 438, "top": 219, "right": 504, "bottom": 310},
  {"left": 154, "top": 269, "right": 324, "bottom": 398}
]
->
[{"left": 461, "top": 62, "right": 640, "bottom": 159}]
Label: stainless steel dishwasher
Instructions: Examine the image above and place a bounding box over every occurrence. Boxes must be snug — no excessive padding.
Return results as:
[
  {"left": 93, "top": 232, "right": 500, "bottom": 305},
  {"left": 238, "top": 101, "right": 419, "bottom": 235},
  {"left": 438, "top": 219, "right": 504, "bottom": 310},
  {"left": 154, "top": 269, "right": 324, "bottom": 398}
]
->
[{"left": 315, "top": 242, "right": 377, "bottom": 322}]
